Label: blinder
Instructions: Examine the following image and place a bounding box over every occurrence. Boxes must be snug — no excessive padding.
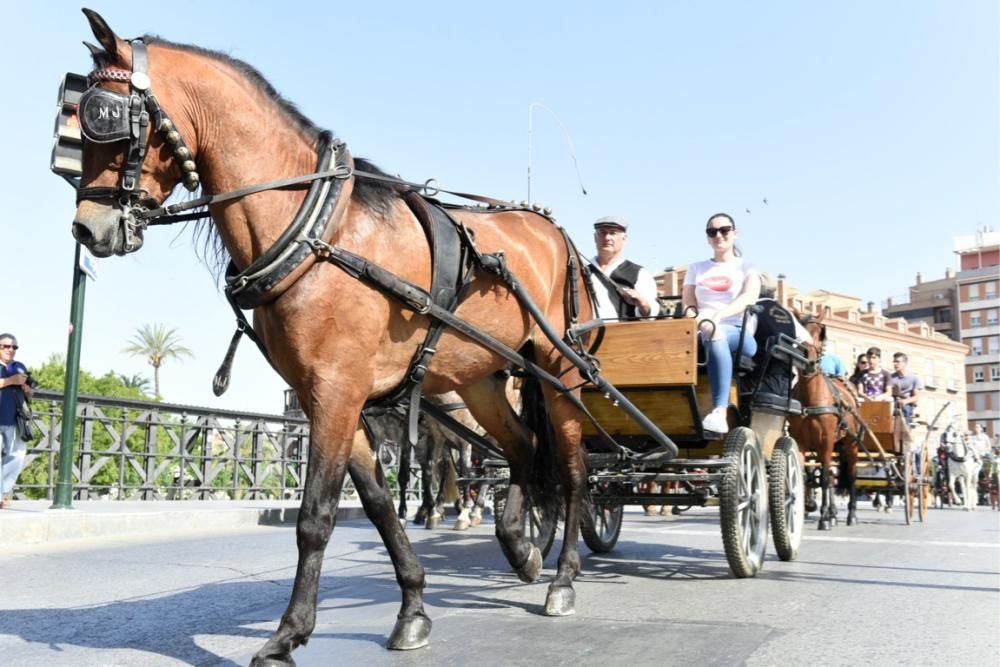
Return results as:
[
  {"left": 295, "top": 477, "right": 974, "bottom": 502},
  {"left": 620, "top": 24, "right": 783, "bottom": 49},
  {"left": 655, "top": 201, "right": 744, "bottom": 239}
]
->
[{"left": 77, "top": 87, "right": 133, "bottom": 144}]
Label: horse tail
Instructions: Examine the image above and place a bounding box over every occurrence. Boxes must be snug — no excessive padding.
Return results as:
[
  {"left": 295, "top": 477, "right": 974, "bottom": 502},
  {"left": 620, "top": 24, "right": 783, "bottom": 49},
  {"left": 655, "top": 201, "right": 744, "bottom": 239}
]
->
[{"left": 518, "top": 343, "right": 562, "bottom": 514}]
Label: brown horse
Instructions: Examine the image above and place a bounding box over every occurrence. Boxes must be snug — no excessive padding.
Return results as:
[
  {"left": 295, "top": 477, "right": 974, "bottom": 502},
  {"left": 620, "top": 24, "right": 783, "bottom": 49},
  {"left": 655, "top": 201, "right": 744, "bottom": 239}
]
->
[
  {"left": 70, "top": 10, "right": 593, "bottom": 665},
  {"left": 788, "top": 309, "right": 862, "bottom": 530}
]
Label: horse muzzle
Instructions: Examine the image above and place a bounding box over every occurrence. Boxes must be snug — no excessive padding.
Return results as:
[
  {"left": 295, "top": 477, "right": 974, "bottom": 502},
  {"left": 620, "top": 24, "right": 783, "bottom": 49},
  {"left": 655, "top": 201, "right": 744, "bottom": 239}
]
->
[{"left": 73, "top": 201, "right": 145, "bottom": 257}]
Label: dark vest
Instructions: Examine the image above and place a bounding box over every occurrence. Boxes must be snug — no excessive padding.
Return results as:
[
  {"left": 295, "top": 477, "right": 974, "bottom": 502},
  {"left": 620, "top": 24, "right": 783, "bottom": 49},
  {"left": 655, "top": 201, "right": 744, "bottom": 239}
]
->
[{"left": 607, "top": 260, "right": 643, "bottom": 319}]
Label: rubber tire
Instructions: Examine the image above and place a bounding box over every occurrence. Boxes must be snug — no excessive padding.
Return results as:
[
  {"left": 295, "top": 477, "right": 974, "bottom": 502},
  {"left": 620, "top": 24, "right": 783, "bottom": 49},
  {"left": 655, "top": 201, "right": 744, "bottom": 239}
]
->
[
  {"left": 917, "top": 443, "right": 929, "bottom": 522},
  {"left": 720, "top": 427, "right": 769, "bottom": 578},
  {"left": 768, "top": 436, "right": 804, "bottom": 562},
  {"left": 903, "top": 454, "right": 912, "bottom": 526},
  {"left": 581, "top": 496, "right": 623, "bottom": 553}
]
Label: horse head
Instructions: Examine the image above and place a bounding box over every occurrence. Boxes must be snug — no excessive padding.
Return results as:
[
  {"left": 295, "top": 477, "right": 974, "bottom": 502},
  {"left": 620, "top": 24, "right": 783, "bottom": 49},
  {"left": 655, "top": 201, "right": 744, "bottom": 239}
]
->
[
  {"left": 792, "top": 307, "right": 828, "bottom": 375},
  {"left": 71, "top": 9, "right": 201, "bottom": 257}
]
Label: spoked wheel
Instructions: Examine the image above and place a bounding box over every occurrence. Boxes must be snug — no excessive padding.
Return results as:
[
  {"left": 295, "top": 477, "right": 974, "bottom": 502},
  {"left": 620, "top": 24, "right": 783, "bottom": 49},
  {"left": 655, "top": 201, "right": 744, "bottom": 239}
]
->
[
  {"left": 581, "top": 494, "right": 623, "bottom": 553},
  {"left": 523, "top": 493, "right": 558, "bottom": 558},
  {"left": 494, "top": 482, "right": 558, "bottom": 559},
  {"left": 768, "top": 436, "right": 804, "bottom": 562},
  {"left": 720, "top": 427, "right": 769, "bottom": 578},
  {"left": 917, "top": 442, "right": 930, "bottom": 522},
  {"left": 903, "top": 454, "right": 913, "bottom": 526}
]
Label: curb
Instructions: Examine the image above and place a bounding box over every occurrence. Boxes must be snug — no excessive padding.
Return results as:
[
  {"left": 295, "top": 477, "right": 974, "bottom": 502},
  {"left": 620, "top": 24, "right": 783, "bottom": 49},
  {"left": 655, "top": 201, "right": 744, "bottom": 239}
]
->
[{"left": 0, "top": 501, "right": 370, "bottom": 545}]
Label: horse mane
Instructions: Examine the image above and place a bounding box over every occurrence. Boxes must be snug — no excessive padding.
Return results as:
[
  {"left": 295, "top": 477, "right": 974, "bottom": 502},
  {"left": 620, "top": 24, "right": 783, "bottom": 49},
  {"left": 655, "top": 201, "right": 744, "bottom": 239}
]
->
[{"left": 100, "top": 35, "right": 402, "bottom": 280}]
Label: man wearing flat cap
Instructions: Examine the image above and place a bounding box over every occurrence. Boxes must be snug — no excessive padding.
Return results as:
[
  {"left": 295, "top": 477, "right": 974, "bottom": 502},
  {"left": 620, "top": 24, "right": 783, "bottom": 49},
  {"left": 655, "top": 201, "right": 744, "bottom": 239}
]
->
[{"left": 589, "top": 216, "right": 659, "bottom": 319}]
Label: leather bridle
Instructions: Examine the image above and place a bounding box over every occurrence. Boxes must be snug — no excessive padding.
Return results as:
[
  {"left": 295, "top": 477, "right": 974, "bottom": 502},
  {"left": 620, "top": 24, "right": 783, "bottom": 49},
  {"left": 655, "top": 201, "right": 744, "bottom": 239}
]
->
[{"left": 75, "top": 39, "right": 199, "bottom": 253}]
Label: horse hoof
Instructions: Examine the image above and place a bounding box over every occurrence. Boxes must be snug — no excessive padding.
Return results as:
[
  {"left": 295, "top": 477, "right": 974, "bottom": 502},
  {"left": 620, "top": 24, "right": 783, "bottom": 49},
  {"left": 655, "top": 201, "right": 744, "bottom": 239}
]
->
[
  {"left": 846, "top": 515, "right": 857, "bottom": 526},
  {"left": 469, "top": 513, "right": 483, "bottom": 527},
  {"left": 425, "top": 514, "right": 442, "bottom": 530},
  {"left": 818, "top": 520, "right": 831, "bottom": 531},
  {"left": 515, "top": 545, "right": 543, "bottom": 583},
  {"left": 544, "top": 586, "right": 576, "bottom": 617},
  {"left": 387, "top": 614, "right": 432, "bottom": 651},
  {"left": 453, "top": 518, "right": 471, "bottom": 531},
  {"left": 250, "top": 649, "right": 296, "bottom": 667}
]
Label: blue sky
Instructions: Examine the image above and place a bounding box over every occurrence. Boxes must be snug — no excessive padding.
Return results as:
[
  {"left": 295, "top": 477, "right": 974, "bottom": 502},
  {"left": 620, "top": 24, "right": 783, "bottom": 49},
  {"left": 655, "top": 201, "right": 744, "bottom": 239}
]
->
[{"left": 2, "top": 1, "right": 997, "bottom": 414}]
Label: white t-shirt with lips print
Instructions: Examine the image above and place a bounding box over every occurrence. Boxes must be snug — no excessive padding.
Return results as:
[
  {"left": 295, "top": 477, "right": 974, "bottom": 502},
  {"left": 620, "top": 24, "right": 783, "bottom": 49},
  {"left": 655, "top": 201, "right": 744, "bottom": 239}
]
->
[{"left": 684, "top": 258, "right": 758, "bottom": 326}]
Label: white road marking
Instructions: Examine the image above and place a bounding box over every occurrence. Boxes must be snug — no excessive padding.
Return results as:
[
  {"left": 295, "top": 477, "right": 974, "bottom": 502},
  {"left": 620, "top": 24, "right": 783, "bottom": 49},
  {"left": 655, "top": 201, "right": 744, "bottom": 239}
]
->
[{"left": 627, "top": 525, "right": 1000, "bottom": 548}]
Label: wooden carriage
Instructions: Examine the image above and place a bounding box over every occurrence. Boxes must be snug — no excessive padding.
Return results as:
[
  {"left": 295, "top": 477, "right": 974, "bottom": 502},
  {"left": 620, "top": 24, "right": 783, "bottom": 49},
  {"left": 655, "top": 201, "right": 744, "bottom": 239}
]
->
[
  {"left": 578, "top": 318, "right": 807, "bottom": 576},
  {"left": 851, "top": 400, "right": 931, "bottom": 523}
]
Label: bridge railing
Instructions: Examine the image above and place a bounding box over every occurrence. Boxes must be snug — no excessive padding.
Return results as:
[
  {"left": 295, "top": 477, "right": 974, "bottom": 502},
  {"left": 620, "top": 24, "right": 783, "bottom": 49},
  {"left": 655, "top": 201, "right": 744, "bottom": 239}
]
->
[{"left": 15, "top": 390, "right": 417, "bottom": 503}]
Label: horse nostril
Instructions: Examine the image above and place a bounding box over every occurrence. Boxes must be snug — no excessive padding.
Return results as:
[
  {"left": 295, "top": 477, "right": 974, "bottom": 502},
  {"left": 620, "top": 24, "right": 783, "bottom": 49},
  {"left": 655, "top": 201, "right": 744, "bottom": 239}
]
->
[{"left": 72, "top": 222, "right": 94, "bottom": 245}]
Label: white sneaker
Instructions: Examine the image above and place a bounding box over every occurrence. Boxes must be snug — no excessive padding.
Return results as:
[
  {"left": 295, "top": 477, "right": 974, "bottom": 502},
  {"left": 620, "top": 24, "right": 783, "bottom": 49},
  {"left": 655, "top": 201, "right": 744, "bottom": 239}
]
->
[{"left": 702, "top": 408, "right": 729, "bottom": 435}]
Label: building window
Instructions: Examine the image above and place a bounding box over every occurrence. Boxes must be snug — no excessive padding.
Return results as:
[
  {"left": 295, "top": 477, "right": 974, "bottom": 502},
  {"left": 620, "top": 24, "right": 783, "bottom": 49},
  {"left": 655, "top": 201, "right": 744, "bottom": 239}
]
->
[
  {"left": 992, "top": 367, "right": 1000, "bottom": 382},
  {"left": 986, "top": 282, "right": 998, "bottom": 299},
  {"left": 971, "top": 312, "right": 982, "bottom": 327},
  {"left": 989, "top": 309, "right": 999, "bottom": 326},
  {"left": 968, "top": 284, "right": 980, "bottom": 301},
  {"left": 974, "top": 394, "right": 986, "bottom": 411},
  {"left": 974, "top": 368, "right": 985, "bottom": 382},
  {"left": 990, "top": 336, "right": 1000, "bottom": 353},
  {"left": 971, "top": 338, "right": 983, "bottom": 355},
  {"left": 934, "top": 307, "right": 952, "bottom": 324}
]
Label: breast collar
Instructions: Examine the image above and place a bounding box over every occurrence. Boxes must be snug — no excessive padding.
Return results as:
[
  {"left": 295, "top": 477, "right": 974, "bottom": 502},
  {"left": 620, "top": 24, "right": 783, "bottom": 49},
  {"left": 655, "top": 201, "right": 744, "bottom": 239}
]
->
[{"left": 224, "top": 133, "right": 352, "bottom": 309}]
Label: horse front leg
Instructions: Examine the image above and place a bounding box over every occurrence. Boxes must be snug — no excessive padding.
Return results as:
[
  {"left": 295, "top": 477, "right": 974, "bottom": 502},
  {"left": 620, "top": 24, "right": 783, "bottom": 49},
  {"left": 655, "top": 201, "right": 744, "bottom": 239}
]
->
[
  {"left": 252, "top": 398, "right": 362, "bottom": 666},
  {"left": 817, "top": 467, "right": 834, "bottom": 531},
  {"left": 397, "top": 440, "right": 411, "bottom": 523},
  {"left": 346, "top": 428, "right": 431, "bottom": 649}
]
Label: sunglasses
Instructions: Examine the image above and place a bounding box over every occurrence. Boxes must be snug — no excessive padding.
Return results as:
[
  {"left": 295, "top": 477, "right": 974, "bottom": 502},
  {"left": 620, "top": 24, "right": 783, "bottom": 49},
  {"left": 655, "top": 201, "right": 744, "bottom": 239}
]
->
[
  {"left": 706, "top": 226, "right": 733, "bottom": 238},
  {"left": 0, "top": 344, "right": 18, "bottom": 350}
]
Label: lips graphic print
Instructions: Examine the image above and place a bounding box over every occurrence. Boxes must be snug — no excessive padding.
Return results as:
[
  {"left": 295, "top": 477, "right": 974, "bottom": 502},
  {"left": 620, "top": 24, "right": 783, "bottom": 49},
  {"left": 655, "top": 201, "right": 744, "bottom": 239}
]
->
[{"left": 702, "top": 275, "right": 733, "bottom": 292}]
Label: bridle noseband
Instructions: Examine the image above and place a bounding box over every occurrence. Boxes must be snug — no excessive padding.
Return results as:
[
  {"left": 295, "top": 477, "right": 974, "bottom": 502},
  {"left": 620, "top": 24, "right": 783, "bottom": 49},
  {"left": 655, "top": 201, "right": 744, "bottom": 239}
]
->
[{"left": 75, "top": 39, "right": 199, "bottom": 253}]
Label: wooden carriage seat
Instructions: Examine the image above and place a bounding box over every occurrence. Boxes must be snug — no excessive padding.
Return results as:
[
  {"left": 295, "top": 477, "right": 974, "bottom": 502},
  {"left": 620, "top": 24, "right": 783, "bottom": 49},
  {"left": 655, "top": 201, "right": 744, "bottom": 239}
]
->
[
  {"left": 581, "top": 320, "right": 731, "bottom": 443},
  {"left": 858, "top": 401, "right": 902, "bottom": 455}
]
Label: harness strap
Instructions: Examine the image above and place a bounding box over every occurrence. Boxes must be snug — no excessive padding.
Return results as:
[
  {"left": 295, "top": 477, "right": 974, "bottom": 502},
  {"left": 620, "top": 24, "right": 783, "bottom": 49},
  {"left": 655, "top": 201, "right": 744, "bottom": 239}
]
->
[{"left": 397, "top": 193, "right": 470, "bottom": 446}]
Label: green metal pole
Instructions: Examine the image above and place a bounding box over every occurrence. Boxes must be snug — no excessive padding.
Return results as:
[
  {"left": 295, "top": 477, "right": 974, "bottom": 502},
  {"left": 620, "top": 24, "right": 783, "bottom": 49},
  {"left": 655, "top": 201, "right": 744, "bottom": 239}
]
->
[{"left": 51, "top": 243, "right": 87, "bottom": 509}]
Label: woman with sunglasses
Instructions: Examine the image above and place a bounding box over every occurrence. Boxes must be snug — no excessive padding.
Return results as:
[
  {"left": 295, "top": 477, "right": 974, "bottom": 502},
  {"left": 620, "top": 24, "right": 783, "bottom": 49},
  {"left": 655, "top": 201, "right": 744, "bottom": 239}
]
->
[
  {"left": 849, "top": 354, "right": 869, "bottom": 392},
  {"left": 682, "top": 213, "right": 761, "bottom": 434},
  {"left": 0, "top": 333, "right": 32, "bottom": 509}
]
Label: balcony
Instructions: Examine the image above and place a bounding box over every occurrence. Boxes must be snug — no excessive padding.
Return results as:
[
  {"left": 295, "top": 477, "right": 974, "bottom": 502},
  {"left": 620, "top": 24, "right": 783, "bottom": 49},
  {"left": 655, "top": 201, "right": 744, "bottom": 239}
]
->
[
  {"left": 946, "top": 378, "right": 960, "bottom": 393},
  {"left": 924, "top": 375, "right": 939, "bottom": 390}
]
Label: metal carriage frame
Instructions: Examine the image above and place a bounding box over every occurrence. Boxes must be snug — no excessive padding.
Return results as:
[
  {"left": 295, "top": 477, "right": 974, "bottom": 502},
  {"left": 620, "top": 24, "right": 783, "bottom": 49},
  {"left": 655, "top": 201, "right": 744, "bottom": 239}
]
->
[{"left": 420, "top": 305, "right": 814, "bottom": 579}]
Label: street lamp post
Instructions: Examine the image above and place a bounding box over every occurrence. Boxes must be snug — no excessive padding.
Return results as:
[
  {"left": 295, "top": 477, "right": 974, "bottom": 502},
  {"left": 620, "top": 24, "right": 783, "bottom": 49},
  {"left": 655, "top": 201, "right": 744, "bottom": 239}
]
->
[{"left": 527, "top": 102, "right": 588, "bottom": 204}]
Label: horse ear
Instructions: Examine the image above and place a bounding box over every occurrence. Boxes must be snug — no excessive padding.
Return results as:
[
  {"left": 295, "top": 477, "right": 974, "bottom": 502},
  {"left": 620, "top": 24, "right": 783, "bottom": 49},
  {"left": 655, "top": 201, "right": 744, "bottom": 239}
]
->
[{"left": 82, "top": 8, "right": 126, "bottom": 63}]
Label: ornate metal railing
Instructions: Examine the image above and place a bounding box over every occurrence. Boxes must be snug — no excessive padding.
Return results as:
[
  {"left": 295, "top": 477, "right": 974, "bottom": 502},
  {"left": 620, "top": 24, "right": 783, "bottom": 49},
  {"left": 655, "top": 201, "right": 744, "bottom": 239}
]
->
[{"left": 15, "top": 390, "right": 417, "bottom": 503}]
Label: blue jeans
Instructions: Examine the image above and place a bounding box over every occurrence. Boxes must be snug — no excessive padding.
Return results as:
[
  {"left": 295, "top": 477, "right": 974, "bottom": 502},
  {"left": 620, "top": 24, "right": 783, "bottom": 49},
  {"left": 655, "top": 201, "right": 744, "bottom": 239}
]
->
[
  {"left": 704, "top": 325, "right": 757, "bottom": 410},
  {"left": 1, "top": 425, "right": 27, "bottom": 496}
]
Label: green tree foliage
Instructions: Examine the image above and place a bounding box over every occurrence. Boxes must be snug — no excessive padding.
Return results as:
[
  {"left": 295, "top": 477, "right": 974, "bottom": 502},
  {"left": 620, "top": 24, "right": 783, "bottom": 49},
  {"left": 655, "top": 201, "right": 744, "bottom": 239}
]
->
[
  {"left": 122, "top": 323, "right": 193, "bottom": 399},
  {"left": 117, "top": 372, "right": 152, "bottom": 396}
]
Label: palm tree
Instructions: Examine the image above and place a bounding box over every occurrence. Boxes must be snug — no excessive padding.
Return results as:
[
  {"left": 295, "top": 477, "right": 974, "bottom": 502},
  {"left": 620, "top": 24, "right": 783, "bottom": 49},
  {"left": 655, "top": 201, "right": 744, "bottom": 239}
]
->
[
  {"left": 117, "top": 373, "right": 153, "bottom": 396},
  {"left": 122, "top": 324, "right": 193, "bottom": 399}
]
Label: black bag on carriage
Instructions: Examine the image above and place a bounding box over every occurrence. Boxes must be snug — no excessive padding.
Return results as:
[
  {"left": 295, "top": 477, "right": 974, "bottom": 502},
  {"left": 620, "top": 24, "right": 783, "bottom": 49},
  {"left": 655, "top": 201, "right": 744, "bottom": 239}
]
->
[{"left": 740, "top": 299, "right": 797, "bottom": 400}]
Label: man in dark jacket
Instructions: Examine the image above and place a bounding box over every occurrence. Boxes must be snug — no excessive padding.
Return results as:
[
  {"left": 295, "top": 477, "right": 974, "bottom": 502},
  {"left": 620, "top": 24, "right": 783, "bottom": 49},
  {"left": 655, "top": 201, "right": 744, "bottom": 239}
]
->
[{"left": 589, "top": 216, "right": 659, "bottom": 320}]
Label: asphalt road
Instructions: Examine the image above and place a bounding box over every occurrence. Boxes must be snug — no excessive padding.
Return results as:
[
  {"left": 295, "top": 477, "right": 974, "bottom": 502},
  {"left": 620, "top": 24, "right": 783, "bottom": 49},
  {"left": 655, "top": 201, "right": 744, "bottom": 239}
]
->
[{"left": 1, "top": 504, "right": 997, "bottom": 666}]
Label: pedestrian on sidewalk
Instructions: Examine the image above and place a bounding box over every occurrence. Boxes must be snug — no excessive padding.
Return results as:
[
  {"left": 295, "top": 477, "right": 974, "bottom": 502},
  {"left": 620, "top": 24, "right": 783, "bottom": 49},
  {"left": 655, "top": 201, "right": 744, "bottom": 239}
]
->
[{"left": 0, "top": 333, "right": 34, "bottom": 508}]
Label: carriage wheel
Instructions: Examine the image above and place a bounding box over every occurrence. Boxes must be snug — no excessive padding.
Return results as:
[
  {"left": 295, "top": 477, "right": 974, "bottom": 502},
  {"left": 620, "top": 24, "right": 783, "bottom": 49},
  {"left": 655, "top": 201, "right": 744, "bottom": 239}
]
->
[
  {"left": 494, "top": 482, "right": 558, "bottom": 559},
  {"left": 903, "top": 454, "right": 912, "bottom": 526},
  {"left": 768, "top": 436, "right": 804, "bottom": 562},
  {"left": 523, "top": 493, "right": 558, "bottom": 559},
  {"left": 917, "top": 442, "right": 930, "bottom": 522},
  {"left": 581, "top": 494, "right": 623, "bottom": 553},
  {"left": 720, "top": 427, "right": 769, "bottom": 578}
]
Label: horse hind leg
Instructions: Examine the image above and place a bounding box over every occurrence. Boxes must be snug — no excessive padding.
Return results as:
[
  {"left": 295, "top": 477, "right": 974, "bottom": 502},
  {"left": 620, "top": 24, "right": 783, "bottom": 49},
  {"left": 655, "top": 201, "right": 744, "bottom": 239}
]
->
[
  {"left": 459, "top": 376, "right": 543, "bottom": 584},
  {"left": 537, "top": 374, "right": 588, "bottom": 617}
]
